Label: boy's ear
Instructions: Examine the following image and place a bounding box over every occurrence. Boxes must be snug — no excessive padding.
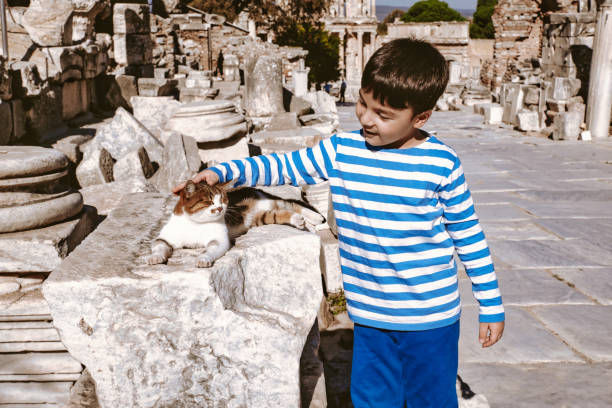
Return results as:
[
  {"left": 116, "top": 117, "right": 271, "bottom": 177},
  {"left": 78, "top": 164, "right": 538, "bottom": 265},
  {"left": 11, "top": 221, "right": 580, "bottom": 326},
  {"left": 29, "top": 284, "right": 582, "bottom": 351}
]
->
[{"left": 413, "top": 110, "right": 432, "bottom": 129}]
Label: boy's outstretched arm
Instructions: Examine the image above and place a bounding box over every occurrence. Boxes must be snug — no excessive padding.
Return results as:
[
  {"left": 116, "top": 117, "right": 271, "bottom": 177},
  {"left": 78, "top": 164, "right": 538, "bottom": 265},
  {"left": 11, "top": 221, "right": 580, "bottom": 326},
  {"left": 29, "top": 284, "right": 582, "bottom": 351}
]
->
[
  {"left": 439, "top": 155, "right": 505, "bottom": 346},
  {"left": 173, "top": 135, "right": 338, "bottom": 193}
]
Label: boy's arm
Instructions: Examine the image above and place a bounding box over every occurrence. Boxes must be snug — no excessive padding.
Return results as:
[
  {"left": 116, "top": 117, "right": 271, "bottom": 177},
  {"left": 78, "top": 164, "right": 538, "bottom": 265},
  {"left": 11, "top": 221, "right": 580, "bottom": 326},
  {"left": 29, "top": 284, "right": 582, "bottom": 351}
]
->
[
  {"left": 209, "top": 135, "right": 337, "bottom": 187},
  {"left": 438, "top": 155, "right": 505, "bottom": 342}
]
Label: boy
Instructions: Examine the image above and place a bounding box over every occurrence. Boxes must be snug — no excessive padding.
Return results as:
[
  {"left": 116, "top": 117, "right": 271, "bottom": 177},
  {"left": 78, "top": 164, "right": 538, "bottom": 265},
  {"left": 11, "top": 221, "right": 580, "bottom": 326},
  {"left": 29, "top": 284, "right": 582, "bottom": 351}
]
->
[{"left": 175, "top": 38, "right": 504, "bottom": 407}]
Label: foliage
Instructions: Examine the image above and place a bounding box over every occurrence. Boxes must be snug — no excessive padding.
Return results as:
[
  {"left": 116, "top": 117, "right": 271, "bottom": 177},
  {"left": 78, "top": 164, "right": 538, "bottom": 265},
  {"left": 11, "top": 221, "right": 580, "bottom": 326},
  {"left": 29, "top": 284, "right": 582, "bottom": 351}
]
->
[
  {"left": 469, "top": 0, "right": 497, "bottom": 39},
  {"left": 400, "top": 0, "right": 466, "bottom": 23},
  {"left": 327, "top": 290, "right": 347, "bottom": 315},
  {"left": 275, "top": 21, "right": 340, "bottom": 84}
]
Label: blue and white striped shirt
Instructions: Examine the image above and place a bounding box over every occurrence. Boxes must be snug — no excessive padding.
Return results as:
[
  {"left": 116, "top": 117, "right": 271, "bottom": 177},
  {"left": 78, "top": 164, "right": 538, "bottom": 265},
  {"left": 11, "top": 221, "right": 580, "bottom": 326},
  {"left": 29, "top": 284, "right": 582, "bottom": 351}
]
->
[{"left": 210, "top": 130, "right": 505, "bottom": 331}]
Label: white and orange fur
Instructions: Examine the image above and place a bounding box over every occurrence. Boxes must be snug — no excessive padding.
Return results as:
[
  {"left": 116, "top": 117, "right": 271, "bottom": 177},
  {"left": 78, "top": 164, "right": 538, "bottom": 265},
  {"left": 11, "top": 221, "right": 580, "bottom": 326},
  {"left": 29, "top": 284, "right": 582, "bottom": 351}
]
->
[{"left": 146, "top": 180, "right": 324, "bottom": 268}]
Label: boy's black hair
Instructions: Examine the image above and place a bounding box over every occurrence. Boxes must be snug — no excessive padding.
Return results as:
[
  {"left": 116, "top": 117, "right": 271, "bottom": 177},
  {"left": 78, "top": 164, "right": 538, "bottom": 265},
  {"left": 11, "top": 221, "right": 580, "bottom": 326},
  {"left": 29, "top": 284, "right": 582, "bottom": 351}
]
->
[{"left": 361, "top": 38, "right": 449, "bottom": 114}]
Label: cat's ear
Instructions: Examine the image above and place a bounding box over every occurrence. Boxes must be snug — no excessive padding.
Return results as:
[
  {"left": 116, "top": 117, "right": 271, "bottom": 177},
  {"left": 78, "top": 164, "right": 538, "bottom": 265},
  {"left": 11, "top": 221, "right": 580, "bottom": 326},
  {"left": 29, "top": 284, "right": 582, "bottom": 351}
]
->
[{"left": 184, "top": 180, "right": 197, "bottom": 197}]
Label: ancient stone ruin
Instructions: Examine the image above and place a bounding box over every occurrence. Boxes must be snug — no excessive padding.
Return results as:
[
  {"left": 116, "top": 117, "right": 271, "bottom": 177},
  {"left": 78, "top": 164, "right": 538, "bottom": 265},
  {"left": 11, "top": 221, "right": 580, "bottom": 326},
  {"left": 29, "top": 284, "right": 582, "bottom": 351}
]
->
[{"left": 1, "top": 0, "right": 610, "bottom": 405}]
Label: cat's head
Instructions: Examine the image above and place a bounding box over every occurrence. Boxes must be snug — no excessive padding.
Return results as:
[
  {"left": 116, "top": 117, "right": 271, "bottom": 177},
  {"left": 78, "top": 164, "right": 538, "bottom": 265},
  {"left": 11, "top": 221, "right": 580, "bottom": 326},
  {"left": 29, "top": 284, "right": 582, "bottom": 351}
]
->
[{"left": 174, "top": 180, "right": 229, "bottom": 223}]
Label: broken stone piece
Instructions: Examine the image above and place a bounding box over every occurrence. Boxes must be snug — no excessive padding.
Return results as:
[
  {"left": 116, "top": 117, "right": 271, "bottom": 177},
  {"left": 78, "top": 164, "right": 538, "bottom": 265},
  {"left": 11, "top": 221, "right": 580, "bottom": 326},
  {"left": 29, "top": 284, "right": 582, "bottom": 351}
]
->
[
  {"left": 167, "top": 100, "right": 247, "bottom": 143},
  {"left": 150, "top": 134, "right": 201, "bottom": 193},
  {"left": 131, "top": 96, "right": 182, "bottom": 139},
  {"left": 553, "top": 111, "right": 582, "bottom": 141},
  {"left": 21, "top": 0, "right": 74, "bottom": 47},
  {"left": 76, "top": 147, "right": 114, "bottom": 188},
  {"left": 517, "top": 109, "right": 541, "bottom": 132},
  {"left": 113, "top": 3, "right": 150, "bottom": 35},
  {"left": 302, "top": 91, "right": 338, "bottom": 114},
  {"left": 79, "top": 179, "right": 158, "bottom": 216},
  {"left": 113, "top": 147, "right": 155, "bottom": 183},
  {"left": 267, "top": 112, "right": 300, "bottom": 131}
]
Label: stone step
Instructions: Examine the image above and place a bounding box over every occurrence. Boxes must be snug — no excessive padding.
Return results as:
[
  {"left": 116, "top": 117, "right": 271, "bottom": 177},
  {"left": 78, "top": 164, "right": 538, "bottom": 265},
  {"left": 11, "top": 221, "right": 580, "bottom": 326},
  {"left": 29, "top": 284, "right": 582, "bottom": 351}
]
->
[
  {"left": 0, "top": 342, "right": 66, "bottom": 353},
  {"left": 0, "top": 328, "right": 61, "bottom": 342},
  {"left": 0, "top": 381, "right": 72, "bottom": 404},
  {"left": 0, "top": 373, "right": 80, "bottom": 381},
  {"left": 0, "top": 352, "right": 82, "bottom": 375}
]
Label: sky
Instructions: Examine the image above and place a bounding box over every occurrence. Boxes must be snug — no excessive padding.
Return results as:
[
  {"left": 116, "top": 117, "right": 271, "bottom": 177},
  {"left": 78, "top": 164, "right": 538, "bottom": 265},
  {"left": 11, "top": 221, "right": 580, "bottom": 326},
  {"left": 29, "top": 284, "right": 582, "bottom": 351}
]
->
[{"left": 378, "top": 0, "right": 477, "bottom": 10}]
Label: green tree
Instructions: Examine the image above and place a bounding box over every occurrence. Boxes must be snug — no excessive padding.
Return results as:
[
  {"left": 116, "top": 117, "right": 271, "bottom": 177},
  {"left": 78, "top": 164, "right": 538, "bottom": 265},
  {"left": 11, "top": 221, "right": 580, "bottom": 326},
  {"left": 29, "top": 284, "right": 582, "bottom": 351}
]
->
[
  {"left": 401, "top": 0, "right": 466, "bottom": 22},
  {"left": 469, "top": 0, "right": 497, "bottom": 39},
  {"left": 275, "top": 21, "right": 340, "bottom": 84}
]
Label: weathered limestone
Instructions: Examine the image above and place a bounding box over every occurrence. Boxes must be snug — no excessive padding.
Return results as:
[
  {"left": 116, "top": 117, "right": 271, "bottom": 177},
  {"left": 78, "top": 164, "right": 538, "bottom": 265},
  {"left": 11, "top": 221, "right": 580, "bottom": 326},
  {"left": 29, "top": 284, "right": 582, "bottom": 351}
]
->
[
  {"left": 21, "top": 0, "right": 74, "bottom": 47},
  {"left": 553, "top": 111, "right": 582, "bottom": 140},
  {"left": 86, "top": 107, "right": 163, "bottom": 163},
  {"left": 0, "top": 101, "right": 13, "bottom": 145},
  {"left": 517, "top": 109, "right": 541, "bottom": 131},
  {"left": 0, "top": 57, "right": 11, "bottom": 100},
  {"left": 113, "top": 4, "right": 150, "bottom": 35},
  {"left": 138, "top": 78, "right": 177, "bottom": 97},
  {"left": 244, "top": 54, "right": 284, "bottom": 118},
  {"left": 150, "top": 134, "right": 201, "bottom": 193},
  {"left": 250, "top": 127, "right": 324, "bottom": 152},
  {"left": 0, "top": 207, "right": 97, "bottom": 273},
  {"left": 131, "top": 96, "right": 182, "bottom": 139},
  {"left": 75, "top": 147, "right": 114, "bottom": 188},
  {"left": 0, "top": 147, "right": 83, "bottom": 233},
  {"left": 79, "top": 179, "right": 158, "bottom": 216},
  {"left": 43, "top": 193, "right": 323, "bottom": 407},
  {"left": 223, "top": 53, "right": 240, "bottom": 82},
  {"left": 303, "top": 91, "right": 338, "bottom": 114},
  {"left": 113, "top": 146, "right": 155, "bottom": 183},
  {"left": 167, "top": 100, "right": 247, "bottom": 143}
]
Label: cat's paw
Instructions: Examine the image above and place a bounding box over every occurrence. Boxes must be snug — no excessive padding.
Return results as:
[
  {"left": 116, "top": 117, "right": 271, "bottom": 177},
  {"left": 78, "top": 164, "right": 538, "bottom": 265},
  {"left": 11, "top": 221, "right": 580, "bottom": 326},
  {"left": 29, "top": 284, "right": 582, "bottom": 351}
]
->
[
  {"left": 196, "top": 255, "right": 214, "bottom": 268},
  {"left": 302, "top": 209, "right": 325, "bottom": 226},
  {"left": 290, "top": 213, "right": 306, "bottom": 229},
  {"left": 146, "top": 254, "right": 167, "bottom": 265}
]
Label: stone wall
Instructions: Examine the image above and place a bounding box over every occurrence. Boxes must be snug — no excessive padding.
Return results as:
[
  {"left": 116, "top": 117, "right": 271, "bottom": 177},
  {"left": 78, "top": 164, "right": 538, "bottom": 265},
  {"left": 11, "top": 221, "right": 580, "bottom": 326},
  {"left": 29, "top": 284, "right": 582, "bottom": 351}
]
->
[{"left": 490, "top": 0, "right": 543, "bottom": 93}]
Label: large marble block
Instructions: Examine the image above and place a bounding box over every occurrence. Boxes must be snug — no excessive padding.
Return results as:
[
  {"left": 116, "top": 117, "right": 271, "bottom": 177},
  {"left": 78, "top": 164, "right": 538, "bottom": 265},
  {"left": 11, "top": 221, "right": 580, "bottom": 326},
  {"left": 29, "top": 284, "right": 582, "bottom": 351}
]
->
[
  {"left": 43, "top": 193, "right": 323, "bottom": 407},
  {"left": 244, "top": 54, "right": 284, "bottom": 117},
  {"left": 21, "top": 0, "right": 74, "bottom": 47}
]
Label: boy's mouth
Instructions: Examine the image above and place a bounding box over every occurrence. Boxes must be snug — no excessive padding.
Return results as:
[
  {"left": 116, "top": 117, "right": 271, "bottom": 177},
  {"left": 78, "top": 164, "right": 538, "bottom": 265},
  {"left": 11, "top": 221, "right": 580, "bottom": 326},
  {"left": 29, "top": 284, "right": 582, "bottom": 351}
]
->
[{"left": 363, "top": 129, "right": 378, "bottom": 137}]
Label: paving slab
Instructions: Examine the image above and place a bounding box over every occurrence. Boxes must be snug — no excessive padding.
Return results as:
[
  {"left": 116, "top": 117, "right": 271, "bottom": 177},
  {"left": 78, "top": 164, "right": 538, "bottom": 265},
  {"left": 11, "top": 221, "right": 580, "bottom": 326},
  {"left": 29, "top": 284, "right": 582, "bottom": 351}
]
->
[
  {"left": 459, "top": 362, "right": 612, "bottom": 408},
  {"left": 530, "top": 305, "right": 612, "bottom": 362},
  {"left": 471, "top": 191, "right": 524, "bottom": 205},
  {"left": 533, "top": 219, "right": 612, "bottom": 253},
  {"left": 459, "top": 306, "right": 582, "bottom": 364},
  {"left": 517, "top": 200, "right": 612, "bottom": 219},
  {"left": 480, "top": 221, "right": 559, "bottom": 241},
  {"left": 465, "top": 174, "right": 525, "bottom": 192},
  {"left": 488, "top": 239, "right": 612, "bottom": 269},
  {"left": 552, "top": 268, "right": 612, "bottom": 305},
  {"left": 473, "top": 203, "right": 532, "bottom": 222},
  {"left": 515, "top": 189, "right": 612, "bottom": 202},
  {"left": 459, "top": 269, "right": 592, "bottom": 306}
]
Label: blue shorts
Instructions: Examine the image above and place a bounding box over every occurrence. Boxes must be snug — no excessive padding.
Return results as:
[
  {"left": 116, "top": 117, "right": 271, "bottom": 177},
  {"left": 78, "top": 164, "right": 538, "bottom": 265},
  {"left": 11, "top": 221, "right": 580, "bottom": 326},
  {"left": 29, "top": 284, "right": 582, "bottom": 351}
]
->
[{"left": 350, "top": 320, "right": 460, "bottom": 408}]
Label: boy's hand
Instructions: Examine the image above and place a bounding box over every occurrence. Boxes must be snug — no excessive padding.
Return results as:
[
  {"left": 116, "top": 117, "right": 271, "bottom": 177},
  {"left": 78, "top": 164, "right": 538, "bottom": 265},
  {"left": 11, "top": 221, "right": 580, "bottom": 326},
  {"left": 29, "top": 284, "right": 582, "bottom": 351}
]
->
[
  {"left": 479, "top": 321, "right": 504, "bottom": 348},
  {"left": 172, "top": 170, "right": 220, "bottom": 194}
]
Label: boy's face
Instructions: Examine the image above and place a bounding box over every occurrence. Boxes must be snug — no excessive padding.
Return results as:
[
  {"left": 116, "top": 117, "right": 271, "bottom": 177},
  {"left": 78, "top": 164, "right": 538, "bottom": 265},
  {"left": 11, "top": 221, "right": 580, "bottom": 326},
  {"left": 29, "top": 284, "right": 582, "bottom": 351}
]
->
[{"left": 356, "top": 89, "right": 431, "bottom": 149}]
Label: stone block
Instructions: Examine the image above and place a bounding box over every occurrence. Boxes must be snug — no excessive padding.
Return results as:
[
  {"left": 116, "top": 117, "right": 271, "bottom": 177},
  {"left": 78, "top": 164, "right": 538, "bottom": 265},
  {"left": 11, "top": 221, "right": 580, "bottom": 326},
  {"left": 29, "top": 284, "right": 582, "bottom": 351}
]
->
[
  {"left": 62, "top": 80, "right": 86, "bottom": 120},
  {"left": 76, "top": 147, "right": 114, "bottom": 187},
  {"left": 113, "top": 146, "right": 155, "bottom": 183},
  {"left": 10, "top": 99, "right": 26, "bottom": 143},
  {"left": 483, "top": 104, "right": 503, "bottom": 125},
  {"left": 115, "top": 75, "right": 138, "bottom": 109},
  {"left": 80, "top": 179, "right": 158, "bottom": 216},
  {"left": 0, "top": 352, "right": 81, "bottom": 375},
  {"left": 567, "top": 100, "right": 586, "bottom": 123},
  {"left": 168, "top": 100, "right": 246, "bottom": 143},
  {"left": 303, "top": 91, "right": 338, "bottom": 114},
  {"left": 150, "top": 134, "right": 201, "bottom": 193},
  {"left": 138, "top": 78, "right": 178, "bottom": 97},
  {"left": 179, "top": 86, "right": 219, "bottom": 102},
  {"left": 250, "top": 127, "right": 324, "bottom": 151},
  {"left": 43, "top": 193, "right": 323, "bottom": 407},
  {"left": 0, "top": 206, "right": 97, "bottom": 273},
  {"left": 0, "top": 101, "right": 13, "bottom": 145},
  {"left": 197, "top": 135, "right": 250, "bottom": 167},
  {"left": 90, "top": 107, "right": 163, "bottom": 163},
  {"left": 517, "top": 109, "right": 541, "bottom": 131},
  {"left": 0, "top": 288, "right": 51, "bottom": 320},
  {"left": 267, "top": 112, "right": 300, "bottom": 131},
  {"left": 547, "top": 99, "right": 566, "bottom": 112},
  {"left": 553, "top": 111, "right": 581, "bottom": 140},
  {"left": 113, "top": 3, "right": 150, "bottom": 34},
  {"left": 113, "top": 34, "right": 152, "bottom": 66},
  {"left": 185, "top": 78, "right": 212, "bottom": 88},
  {"left": 245, "top": 54, "right": 284, "bottom": 117},
  {"left": 21, "top": 0, "right": 74, "bottom": 46},
  {"left": 131, "top": 96, "right": 182, "bottom": 138},
  {"left": 0, "top": 56, "right": 11, "bottom": 100},
  {"left": 523, "top": 86, "right": 540, "bottom": 105},
  {"left": 318, "top": 229, "right": 342, "bottom": 293},
  {"left": 551, "top": 76, "right": 581, "bottom": 101}
]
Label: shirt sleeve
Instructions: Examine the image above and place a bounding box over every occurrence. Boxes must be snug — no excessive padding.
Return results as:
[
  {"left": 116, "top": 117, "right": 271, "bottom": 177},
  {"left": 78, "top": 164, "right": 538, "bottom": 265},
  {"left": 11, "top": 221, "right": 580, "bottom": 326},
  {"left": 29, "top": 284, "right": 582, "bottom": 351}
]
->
[
  {"left": 438, "top": 155, "right": 505, "bottom": 323},
  {"left": 207, "top": 134, "right": 337, "bottom": 187}
]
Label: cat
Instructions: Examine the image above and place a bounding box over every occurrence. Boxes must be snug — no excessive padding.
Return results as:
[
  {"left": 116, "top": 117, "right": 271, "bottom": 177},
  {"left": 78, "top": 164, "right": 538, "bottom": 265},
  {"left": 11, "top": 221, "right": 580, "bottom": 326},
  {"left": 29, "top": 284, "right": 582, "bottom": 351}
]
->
[{"left": 146, "top": 180, "right": 325, "bottom": 268}]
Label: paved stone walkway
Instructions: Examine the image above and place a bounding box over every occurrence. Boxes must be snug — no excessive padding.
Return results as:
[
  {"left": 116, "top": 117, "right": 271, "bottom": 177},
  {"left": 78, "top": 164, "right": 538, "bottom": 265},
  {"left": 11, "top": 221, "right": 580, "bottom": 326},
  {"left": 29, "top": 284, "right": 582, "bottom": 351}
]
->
[{"left": 336, "top": 103, "right": 612, "bottom": 407}]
